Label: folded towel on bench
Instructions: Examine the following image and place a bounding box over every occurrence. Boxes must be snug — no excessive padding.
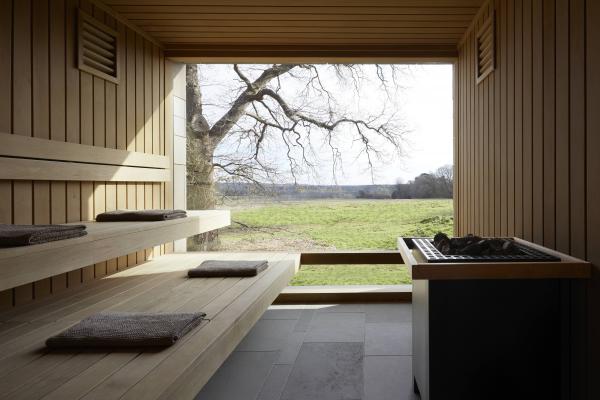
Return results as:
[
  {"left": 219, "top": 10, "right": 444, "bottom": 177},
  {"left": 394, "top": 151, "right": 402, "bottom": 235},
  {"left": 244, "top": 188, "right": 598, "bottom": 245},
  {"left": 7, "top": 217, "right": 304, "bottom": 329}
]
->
[
  {"left": 0, "top": 224, "right": 87, "bottom": 247},
  {"left": 46, "top": 312, "right": 206, "bottom": 348},
  {"left": 188, "top": 260, "right": 269, "bottom": 278},
  {"left": 96, "top": 209, "right": 187, "bottom": 222}
]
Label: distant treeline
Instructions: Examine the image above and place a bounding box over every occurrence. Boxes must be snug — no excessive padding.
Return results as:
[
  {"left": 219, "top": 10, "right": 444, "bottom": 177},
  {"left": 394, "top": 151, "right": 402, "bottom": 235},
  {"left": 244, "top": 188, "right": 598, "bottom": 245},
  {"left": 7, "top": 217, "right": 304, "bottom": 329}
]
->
[
  {"left": 217, "top": 165, "right": 453, "bottom": 200},
  {"left": 390, "top": 165, "right": 453, "bottom": 199},
  {"left": 217, "top": 182, "right": 395, "bottom": 200}
]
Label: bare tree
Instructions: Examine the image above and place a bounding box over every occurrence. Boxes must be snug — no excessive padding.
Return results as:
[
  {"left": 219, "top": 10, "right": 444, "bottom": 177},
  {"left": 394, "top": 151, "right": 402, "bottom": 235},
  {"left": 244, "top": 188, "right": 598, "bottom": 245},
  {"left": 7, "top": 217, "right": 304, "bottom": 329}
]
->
[{"left": 186, "top": 64, "right": 409, "bottom": 248}]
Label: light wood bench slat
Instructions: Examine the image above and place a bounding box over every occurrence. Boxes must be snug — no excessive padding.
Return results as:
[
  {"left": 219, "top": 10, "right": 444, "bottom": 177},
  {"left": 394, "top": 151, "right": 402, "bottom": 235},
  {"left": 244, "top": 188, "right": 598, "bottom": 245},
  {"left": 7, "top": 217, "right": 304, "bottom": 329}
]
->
[
  {"left": 0, "top": 252, "right": 298, "bottom": 400},
  {"left": 0, "top": 210, "right": 231, "bottom": 292}
]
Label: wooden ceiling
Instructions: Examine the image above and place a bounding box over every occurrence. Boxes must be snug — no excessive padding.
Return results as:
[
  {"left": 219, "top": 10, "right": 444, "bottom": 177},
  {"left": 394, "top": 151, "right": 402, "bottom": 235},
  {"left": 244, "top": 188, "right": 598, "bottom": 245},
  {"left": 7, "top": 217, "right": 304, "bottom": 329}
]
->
[{"left": 100, "top": 0, "right": 485, "bottom": 60}]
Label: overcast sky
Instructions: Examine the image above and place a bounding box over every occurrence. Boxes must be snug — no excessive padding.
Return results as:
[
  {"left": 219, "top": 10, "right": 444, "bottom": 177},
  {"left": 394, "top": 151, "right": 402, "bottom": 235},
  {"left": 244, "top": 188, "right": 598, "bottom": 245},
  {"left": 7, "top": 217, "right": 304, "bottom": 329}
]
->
[{"left": 198, "top": 64, "right": 453, "bottom": 185}]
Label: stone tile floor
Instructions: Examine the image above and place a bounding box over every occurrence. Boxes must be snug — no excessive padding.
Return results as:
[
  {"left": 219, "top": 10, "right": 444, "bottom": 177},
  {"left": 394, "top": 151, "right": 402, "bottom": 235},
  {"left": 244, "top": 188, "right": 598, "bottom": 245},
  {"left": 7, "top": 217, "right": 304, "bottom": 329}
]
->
[{"left": 196, "top": 303, "right": 418, "bottom": 400}]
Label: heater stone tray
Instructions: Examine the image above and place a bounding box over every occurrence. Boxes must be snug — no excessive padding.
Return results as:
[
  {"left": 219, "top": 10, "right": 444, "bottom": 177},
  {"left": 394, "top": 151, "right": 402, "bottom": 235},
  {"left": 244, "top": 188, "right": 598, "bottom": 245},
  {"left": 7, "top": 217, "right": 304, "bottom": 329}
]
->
[
  {"left": 397, "top": 236, "right": 590, "bottom": 280},
  {"left": 411, "top": 237, "right": 560, "bottom": 263}
]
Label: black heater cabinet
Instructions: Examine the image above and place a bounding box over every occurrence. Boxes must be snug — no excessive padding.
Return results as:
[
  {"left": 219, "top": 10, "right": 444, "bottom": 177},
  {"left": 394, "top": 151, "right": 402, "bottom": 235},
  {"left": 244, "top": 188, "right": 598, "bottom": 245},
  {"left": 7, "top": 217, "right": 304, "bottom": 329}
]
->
[{"left": 398, "top": 237, "right": 590, "bottom": 400}]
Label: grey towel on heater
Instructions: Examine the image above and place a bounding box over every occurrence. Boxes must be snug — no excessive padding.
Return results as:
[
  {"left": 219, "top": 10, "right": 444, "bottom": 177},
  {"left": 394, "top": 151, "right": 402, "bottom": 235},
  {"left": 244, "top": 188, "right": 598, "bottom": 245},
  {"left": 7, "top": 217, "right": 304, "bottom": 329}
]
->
[
  {"left": 188, "top": 260, "right": 269, "bottom": 278},
  {"left": 96, "top": 209, "right": 187, "bottom": 222},
  {"left": 46, "top": 312, "right": 206, "bottom": 348},
  {"left": 0, "top": 224, "right": 87, "bottom": 247}
]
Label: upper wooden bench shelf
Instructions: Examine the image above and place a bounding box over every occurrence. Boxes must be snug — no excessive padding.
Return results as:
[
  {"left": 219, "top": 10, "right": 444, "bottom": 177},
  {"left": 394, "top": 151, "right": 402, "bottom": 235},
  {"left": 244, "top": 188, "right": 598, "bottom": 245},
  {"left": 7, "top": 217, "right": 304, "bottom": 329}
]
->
[
  {"left": 0, "top": 210, "right": 230, "bottom": 292},
  {"left": 398, "top": 237, "right": 591, "bottom": 280}
]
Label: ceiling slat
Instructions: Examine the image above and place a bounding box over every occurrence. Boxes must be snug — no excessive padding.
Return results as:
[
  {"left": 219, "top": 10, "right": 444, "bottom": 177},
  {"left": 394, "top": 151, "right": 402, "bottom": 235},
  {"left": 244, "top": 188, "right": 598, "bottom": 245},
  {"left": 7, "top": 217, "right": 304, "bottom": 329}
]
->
[{"left": 98, "top": 0, "right": 485, "bottom": 59}]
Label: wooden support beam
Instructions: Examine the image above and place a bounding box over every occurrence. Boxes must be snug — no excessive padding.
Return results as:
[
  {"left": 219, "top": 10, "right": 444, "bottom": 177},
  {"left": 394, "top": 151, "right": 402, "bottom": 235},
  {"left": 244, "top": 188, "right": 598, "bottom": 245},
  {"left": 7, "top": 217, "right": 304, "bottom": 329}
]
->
[{"left": 300, "top": 250, "right": 404, "bottom": 265}]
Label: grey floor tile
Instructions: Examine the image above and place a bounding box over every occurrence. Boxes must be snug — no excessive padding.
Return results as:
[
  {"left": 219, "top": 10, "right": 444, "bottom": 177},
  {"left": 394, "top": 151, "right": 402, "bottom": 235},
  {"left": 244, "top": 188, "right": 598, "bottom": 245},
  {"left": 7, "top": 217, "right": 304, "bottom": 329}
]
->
[
  {"left": 293, "top": 309, "right": 315, "bottom": 332},
  {"left": 262, "top": 308, "right": 303, "bottom": 320},
  {"left": 237, "top": 318, "right": 298, "bottom": 351},
  {"left": 365, "top": 303, "right": 412, "bottom": 323},
  {"left": 196, "top": 351, "right": 279, "bottom": 400},
  {"left": 304, "top": 312, "right": 365, "bottom": 343},
  {"left": 365, "top": 322, "right": 412, "bottom": 356},
  {"left": 281, "top": 342, "right": 364, "bottom": 400},
  {"left": 364, "top": 356, "right": 417, "bottom": 400},
  {"left": 257, "top": 364, "right": 294, "bottom": 400},
  {"left": 277, "top": 331, "right": 307, "bottom": 364}
]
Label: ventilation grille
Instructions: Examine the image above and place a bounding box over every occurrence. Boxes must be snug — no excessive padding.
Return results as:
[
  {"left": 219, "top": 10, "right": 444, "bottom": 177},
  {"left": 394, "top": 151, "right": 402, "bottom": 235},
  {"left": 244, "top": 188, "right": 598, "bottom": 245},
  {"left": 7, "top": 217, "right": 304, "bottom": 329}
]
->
[
  {"left": 78, "top": 10, "right": 120, "bottom": 84},
  {"left": 476, "top": 12, "right": 495, "bottom": 84}
]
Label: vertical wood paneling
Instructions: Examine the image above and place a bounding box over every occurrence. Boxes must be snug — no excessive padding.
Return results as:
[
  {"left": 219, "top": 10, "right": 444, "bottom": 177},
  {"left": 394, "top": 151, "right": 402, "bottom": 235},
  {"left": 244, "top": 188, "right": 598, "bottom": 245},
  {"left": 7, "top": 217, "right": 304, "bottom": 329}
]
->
[
  {"left": 32, "top": 0, "right": 49, "bottom": 141},
  {"left": 531, "top": 0, "right": 544, "bottom": 244},
  {"left": 136, "top": 34, "right": 145, "bottom": 153},
  {"left": 0, "top": 0, "right": 11, "bottom": 134},
  {"left": 0, "top": 182, "right": 11, "bottom": 310},
  {"left": 499, "top": 0, "right": 508, "bottom": 236},
  {"left": 0, "top": 0, "right": 169, "bottom": 309},
  {"left": 33, "top": 181, "right": 52, "bottom": 299},
  {"left": 494, "top": 0, "right": 501, "bottom": 236},
  {"left": 117, "top": 182, "right": 128, "bottom": 270},
  {"left": 51, "top": 182, "right": 68, "bottom": 293},
  {"left": 126, "top": 30, "right": 136, "bottom": 152},
  {"left": 459, "top": 1, "right": 600, "bottom": 396},
  {"left": 522, "top": 0, "right": 533, "bottom": 241},
  {"left": 570, "top": 0, "right": 586, "bottom": 260},
  {"left": 66, "top": 181, "right": 82, "bottom": 286},
  {"left": 145, "top": 41, "right": 153, "bottom": 154},
  {"left": 514, "top": 0, "right": 523, "bottom": 239},
  {"left": 65, "top": 0, "right": 80, "bottom": 144},
  {"left": 543, "top": 0, "right": 556, "bottom": 249},
  {"left": 555, "top": 0, "right": 570, "bottom": 254},
  {"left": 117, "top": 23, "right": 127, "bottom": 150},
  {"left": 506, "top": 0, "right": 515, "bottom": 236},
  {"left": 50, "top": 0, "right": 66, "bottom": 143},
  {"left": 13, "top": 0, "right": 32, "bottom": 138},
  {"left": 587, "top": 0, "right": 600, "bottom": 399},
  {"left": 459, "top": 0, "right": 588, "bottom": 248}
]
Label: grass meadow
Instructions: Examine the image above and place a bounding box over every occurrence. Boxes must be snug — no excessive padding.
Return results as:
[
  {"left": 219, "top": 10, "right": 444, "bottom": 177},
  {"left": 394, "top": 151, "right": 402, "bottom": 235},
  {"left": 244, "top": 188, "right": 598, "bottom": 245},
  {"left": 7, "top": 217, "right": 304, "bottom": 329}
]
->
[{"left": 217, "top": 199, "right": 453, "bottom": 285}]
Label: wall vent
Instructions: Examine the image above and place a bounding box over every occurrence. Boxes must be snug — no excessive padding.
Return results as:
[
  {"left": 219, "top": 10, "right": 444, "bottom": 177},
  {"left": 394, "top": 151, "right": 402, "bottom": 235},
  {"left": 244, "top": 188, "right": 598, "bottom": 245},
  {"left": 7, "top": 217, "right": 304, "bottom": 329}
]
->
[
  {"left": 78, "top": 10, "right": 120, "bottom": 84},
  {"left": 476, "top": 12, "right": 495, "bottom": 84}
]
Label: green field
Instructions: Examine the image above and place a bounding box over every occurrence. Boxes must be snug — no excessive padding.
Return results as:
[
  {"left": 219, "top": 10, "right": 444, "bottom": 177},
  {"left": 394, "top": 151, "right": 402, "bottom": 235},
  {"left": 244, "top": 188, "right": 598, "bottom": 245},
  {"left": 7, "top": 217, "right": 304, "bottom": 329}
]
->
[{"left": 217, "top": 199, "right": 453, "bottom": 285}]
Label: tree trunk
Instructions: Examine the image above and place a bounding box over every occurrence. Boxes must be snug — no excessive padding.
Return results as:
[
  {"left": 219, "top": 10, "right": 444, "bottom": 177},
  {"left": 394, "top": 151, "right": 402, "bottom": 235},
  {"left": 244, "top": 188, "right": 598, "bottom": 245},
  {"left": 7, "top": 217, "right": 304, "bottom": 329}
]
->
[{"left": 186, "top": 135, "right": 220, "bottom": 250}]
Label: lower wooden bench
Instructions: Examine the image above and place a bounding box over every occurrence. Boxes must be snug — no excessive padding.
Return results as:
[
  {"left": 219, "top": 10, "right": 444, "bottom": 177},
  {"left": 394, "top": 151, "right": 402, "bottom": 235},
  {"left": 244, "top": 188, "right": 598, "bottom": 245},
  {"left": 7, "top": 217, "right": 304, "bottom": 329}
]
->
[{"left": 0, "top": 251, "right": 300, "bottom": 400}]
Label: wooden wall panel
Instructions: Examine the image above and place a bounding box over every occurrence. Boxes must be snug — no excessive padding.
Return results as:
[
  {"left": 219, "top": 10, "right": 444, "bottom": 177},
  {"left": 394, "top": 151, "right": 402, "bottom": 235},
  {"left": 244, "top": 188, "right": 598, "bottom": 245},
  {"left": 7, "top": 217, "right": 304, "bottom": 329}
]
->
[
  {"left": 458, "top": 0, "right": 600, "bottom": 398},
  {"left": 0, "top": 0, "right": 169, "bottom": 309},
  {"left": 586, "top": 1, "right": 600, "bottom": 399}
]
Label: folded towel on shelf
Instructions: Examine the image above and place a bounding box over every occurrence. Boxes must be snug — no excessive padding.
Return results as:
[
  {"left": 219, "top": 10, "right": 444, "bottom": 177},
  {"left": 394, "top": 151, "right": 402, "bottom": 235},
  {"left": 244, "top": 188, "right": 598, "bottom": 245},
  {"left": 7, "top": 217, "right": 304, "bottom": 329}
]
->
[
  {"left": 188, "top": 260, "right": 269, "bottom": 278},
  {"left": 0, "top": 224, "right": 87, "bottom": 247},
  {"left": 46, "top": 312, "right": 206, "bottom": 349},
  {"left": 95, "top": 209, "right": 187, "bottom": 222}
]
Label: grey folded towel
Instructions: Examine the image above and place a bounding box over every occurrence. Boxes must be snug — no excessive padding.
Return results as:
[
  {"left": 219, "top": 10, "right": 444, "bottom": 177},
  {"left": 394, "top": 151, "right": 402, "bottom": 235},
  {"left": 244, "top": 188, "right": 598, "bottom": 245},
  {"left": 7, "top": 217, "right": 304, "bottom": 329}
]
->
[
  {"left": 188, "top": 260, "right": 269, "bottom": 278},
  {"left": 46, "top": 312, "right": 206, "bottom": 348},
  {"left": 96, "top": 209, "right": 187, "bottom": 222},
  {"left": 0, "top": 224, "right": 87, "bottom": 247}
]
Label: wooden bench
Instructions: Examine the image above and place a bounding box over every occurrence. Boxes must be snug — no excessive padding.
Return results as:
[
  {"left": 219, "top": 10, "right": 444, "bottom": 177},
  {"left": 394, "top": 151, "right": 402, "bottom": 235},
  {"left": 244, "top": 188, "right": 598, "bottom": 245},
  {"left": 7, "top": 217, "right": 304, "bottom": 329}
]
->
[
  {"left": 0, "top": 251, "right": 300, "bottom": 400},
  {"left": 0, "top": 210, "right": 230, "bottom": 292}
]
